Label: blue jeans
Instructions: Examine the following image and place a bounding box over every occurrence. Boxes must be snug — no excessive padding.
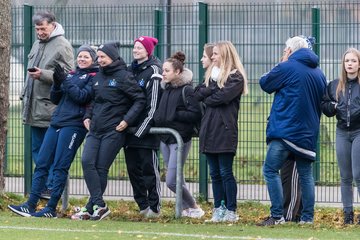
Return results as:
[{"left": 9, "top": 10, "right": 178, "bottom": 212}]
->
[
  {"left": 263, "top": 140, "right": 314, "bottom": 222},
  {"left": 31, "top": 126, "right": 53, "bottom": 190},
  {"left": 207, "top": 153, "right": 237, "bottom": 211},
  {"left": 336, "top": 128, "right": 360, "bottom": 213}
]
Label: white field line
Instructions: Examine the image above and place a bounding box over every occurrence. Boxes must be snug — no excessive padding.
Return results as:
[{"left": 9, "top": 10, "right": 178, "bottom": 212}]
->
[{"left": 0, "top": 225, "right": 300, "bottom": 240}]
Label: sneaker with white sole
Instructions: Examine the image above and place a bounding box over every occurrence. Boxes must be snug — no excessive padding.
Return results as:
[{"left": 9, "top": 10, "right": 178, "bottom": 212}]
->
[
  {"left": 71, "top": 207, "right": 93, "bottom": 220},
  {"left": 205, "top": 207, "right": 226, "bottom": 223},
  {"left": 299, "top": 220, "right": 314, "bottom": 225},
  {"left": 90, "top": 205, "right": 110, "bottom": 221},
  {"left": 182, "top": 207, "right": 205, "bottom": 219},
  {"left": 222, "top": 210, "right": 239, "bottom": 222},
  {"left": 257, "top": 216, "right": 285, "bottom": 226},
  {"left": 8, "top": 203, "right": 35, "bottom": 217},
  {"left": 139, "top": 207, "right": 150, "bottom": 216},
  {"left": 146, "top": 209, "right": 160, "bottom": 218},
  {"left": 31, "top": 207, "right": 57, "bottom": 218},
  {"left": 40, "top": 189, "right": 52, "bottom": 200}
]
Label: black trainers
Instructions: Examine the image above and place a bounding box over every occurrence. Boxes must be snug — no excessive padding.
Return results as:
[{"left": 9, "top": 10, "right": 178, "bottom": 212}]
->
[
  {"left": 344, "top": 211, "right": 354, "bottom": 225},
  {"left": 32, "top": 207, "right": 57, "bottom": 218},
  {"left": 257, "top": 216, "right": 285, "bottom": 226},
  {"left": 40, "top": 189, "right": 52, "bottom": 200},
  {"left": 8, "top": 203, "right": 35, "bottom": 217},
  {"left": 90, "top": 205, "right": 110, "bottom": 221}
]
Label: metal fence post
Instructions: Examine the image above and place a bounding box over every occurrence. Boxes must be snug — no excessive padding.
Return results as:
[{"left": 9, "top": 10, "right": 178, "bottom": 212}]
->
[
  {"left": 147, "top": 127, "right": 184, "bottom": 218},
  {"left": 61, "top": 175, "right": 69, "bottom": 213},
  {"left": 23, "top": 4, "right": 33, "bottom": 196},
  {"left": 312, "top": 7, "right": 321, "bottom": 183},
  {"left": 154, "top": 9, "right": 164, "bottom": 61},
  {"left": 198, "top": 2, "right": 208, "bottom": 201}
]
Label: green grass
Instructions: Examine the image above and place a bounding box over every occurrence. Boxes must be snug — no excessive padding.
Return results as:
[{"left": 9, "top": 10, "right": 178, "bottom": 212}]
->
[{"left": 0, "top": 193, "right": 359, "bottom": 240}]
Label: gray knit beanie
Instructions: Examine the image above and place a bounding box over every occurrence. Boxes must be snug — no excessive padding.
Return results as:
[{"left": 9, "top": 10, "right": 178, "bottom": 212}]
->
[{"left": 77, "top": 44, "right": 97, "bottom": 61}]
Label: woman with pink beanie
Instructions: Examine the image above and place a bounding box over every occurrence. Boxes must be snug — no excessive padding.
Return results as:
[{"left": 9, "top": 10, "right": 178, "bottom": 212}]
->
[{"left": 124, "top": 36, "right": 163, "bottom": 218}]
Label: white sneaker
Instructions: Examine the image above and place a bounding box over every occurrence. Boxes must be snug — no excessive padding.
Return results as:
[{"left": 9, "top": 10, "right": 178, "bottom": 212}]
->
[
  {"left": 222, "top": 210, "right": 239, "bottom": 222},
  {"left": 182, "top": 207, "right": 205, "bottom": 219},
  {"left": 139, "top": 207, "right": 150, "bottom": 216},
  {"left": 146, "top": 209, "right": 160, "bottom": 218},
  {"left": 205, "top": 207, "right": 226, "bottom": 223}
]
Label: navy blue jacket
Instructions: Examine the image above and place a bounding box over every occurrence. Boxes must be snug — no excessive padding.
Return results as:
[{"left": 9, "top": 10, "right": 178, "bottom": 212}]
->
[
  {"left": 260, "top": 48, "right": 327, "bottom": 160},
  {"left": 50, "top": 66, "right": 97, "bottom": 128}
]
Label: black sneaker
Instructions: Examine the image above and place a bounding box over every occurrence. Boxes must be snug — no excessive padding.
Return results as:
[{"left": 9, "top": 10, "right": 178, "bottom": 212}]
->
[
  {"left": 90, "top": 205, "right": 110, "bottom": 221},
  {"left": 32, "top": 207, "right": 57, "bottom": 218},
  {"left": 8, "top": 203, "right": 35, "bottom": 217},
  {"left": 344, "top": 211, "right": 354, "bottom": 225},
  {"left": 40, "top": 189, "right": 52, "bottom": 200},
  {"left": 257, "top": 216, "right": 285, "bottom": 226}
]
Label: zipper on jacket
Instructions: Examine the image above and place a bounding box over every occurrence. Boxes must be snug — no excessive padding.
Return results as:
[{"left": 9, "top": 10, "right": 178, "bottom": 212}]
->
[{"left": 347, "top": 83, "right": 352, "bottom": 127}]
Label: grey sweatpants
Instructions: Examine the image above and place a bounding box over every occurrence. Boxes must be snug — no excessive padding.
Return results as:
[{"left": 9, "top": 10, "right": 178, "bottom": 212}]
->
[{"left": 160, "top": 141, "right": 196, "bottom": 209}]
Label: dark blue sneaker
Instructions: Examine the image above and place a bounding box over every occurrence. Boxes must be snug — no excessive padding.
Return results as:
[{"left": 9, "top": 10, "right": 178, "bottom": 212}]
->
[
  {"left": 8, "top": 203, "right": 35, "bottom": 217},
  {"left": 31, "top": 207, "right": 57, "bottom": 218}
]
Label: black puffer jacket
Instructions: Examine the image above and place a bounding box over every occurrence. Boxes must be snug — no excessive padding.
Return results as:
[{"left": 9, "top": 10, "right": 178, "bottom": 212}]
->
[
  {"left": 126, "top": 56, "right": 163, "bottom": 149},
  {"left": 84, "top": 58, "right": 146, "bottom": 134},
  {"left": 195, "top": 71, "right": 244, "bottom": 154},
  {"left": 154, "top": 68, "right": 201, "bottom": 144},
  {"left": 321, "top": 77, "right": 360, "bottom": 131},
  {"left": 50, "top": 66, "right": 98, "bottom": 128}
]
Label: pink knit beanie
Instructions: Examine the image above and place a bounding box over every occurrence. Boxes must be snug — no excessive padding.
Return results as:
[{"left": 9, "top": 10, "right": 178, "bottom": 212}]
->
[{"left": 134, "top": 36, "right": 158, "bottom": 56}]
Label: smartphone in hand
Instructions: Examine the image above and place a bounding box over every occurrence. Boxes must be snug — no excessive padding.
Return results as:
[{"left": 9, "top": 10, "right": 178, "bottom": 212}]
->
[{"left": 28, "top": 67, "right": 37, "bottom": 72}]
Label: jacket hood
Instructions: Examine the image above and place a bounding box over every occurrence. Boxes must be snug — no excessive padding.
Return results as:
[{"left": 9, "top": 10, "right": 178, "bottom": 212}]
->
[
  {"left": 100, "top": 58, "right": 127, "bottom": 75},
  {"left": 49, "top": 22, "right": 65, "bottom": 39},
  {"left": 289, "top": 48, "right": 319, "bottom": 68},
  {"left": 161, "top": 67, "right": 193, "bottom": 89}
]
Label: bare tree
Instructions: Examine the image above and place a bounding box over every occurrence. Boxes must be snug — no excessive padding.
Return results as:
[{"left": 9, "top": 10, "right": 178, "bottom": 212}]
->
[{"left": 0, "top": 0, "right": 11, "bottom": 194}]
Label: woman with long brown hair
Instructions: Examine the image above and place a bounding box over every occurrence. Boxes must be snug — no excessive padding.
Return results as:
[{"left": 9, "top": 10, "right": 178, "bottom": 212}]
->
[{"left": 322, "top": 48, "right": 360, "bottom": 225}]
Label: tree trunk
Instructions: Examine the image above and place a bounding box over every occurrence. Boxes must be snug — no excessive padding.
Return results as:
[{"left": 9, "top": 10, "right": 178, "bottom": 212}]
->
[{"left": 0, "top": 0, "right": 11, "bottom": 194}]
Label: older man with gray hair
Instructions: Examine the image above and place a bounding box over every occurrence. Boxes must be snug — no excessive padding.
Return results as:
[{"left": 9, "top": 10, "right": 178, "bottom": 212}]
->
[
  {"left": 257, "top": 35, "right": 327, "bottom": 226},
  {"left": 21, "top": 10, "right": 74, "bottom": 198}
]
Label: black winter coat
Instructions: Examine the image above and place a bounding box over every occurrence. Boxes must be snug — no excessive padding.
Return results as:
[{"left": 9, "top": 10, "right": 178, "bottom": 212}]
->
[
  {"left": 50, "top": 66, "right": 97, "bottom": 128},
  {"left": 154, "top": 68, "right": 201, "bottom": 144},
  {"left": 321, "top": 77, "right": 360, "bottom": 131},
  {"left": 84, "top": 58, "right": 146, "bottom": 134},
  {"left": 195, "top": 71, "right": 244, "bottom": 154},
  {"left": 126, "top": 56, "right": 163, "bottom": 149}
]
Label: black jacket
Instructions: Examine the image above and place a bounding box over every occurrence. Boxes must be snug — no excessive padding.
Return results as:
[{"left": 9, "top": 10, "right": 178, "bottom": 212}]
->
[
  {"left": 50, "top": 66, "right": 97, "bottom": 128},
  {"left": 195, "top": 71, "right": 244, "bottom": 154},
  {"left": 321, "top": 78, "right": 360, "bottom": 131},
  {"left": 84, "top": 58, "right": 146, "bottom": 134},
  {"left": 154, "top": 68, "right": 201, "bottom": 144},
  {"left": 126, "top": 56, "right": 163, "bottom": 149}
]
